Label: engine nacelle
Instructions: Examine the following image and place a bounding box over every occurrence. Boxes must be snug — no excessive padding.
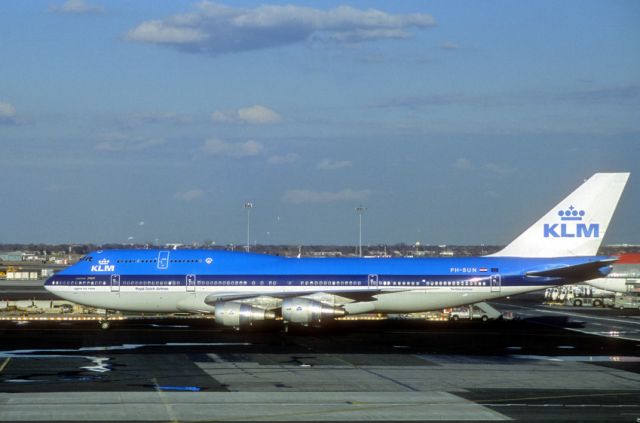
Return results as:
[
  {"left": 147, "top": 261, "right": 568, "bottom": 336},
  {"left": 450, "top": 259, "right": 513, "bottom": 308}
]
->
[
  {"left": 214, "top": 302, "right": 275, "bottom": 328},
  {"left": 281, "top": 298, "right": 346, "bottom": 325}
]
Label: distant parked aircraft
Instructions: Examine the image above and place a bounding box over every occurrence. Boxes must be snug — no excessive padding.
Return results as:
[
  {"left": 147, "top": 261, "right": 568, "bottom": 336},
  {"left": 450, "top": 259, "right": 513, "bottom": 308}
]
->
[{"left": 587, "top": 253, "right": 640, "bottom": 294}]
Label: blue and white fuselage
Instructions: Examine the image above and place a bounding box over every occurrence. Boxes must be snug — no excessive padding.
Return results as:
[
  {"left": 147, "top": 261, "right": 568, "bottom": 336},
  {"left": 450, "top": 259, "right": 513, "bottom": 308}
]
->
[
  {"left": 46, "top": 250, "right": 614, "bottom": 313},
  {"left": 43, "top": 173, "right": 630, "bottom": 328}
]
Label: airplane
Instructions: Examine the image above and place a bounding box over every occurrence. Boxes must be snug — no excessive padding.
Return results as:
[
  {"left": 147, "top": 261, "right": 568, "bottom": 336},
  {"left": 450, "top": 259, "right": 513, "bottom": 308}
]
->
[
  {"left": 45, "top": 172, "right": 630, "bottom": 330},
  {"left": 586, "top": 253, "right": 640, "bottom": 294}
]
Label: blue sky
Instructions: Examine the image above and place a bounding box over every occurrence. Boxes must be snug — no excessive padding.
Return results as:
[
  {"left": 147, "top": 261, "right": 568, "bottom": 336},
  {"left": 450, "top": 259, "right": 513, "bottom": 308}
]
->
[{"left": 1, "top": 0, "right": 639, "bottom": 245}]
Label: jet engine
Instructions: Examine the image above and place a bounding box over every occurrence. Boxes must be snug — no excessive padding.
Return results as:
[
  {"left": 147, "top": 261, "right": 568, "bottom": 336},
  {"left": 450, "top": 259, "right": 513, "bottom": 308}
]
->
[
  {"left": 281, "top": 298, "right": 346, "bottom": 325},
  {"left": 214, "top": 302, "right": 276, "bottom": 328}
]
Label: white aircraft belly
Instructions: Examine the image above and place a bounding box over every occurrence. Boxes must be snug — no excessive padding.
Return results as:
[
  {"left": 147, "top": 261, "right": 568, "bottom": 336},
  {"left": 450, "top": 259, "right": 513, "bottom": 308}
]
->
[
  {"left": 46, "top": 286, "right": 183, "bottom": 312},
  {"left": 47, "top": 283, "right": 549, "bottom": 315}
]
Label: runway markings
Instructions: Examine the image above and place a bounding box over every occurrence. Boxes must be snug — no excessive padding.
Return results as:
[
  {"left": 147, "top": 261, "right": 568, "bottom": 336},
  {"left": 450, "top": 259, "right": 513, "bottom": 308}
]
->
[
  {"left": 512, "top": 355, "right": 640, "bottom": 362},
  {"left": 503, "top": 302, "right": 640, "bottom": 326},
  {"left": 477, "top": 391, "right": 640, "bottom": 406},
  {"left": 0, "top": 357, "right": 10, "bottom": 373},
  {"left": 0, "top": 342, "right": 252, "bottom": 356},
  {"left": 0, "top": 392, "right": 510, "bottom": 421},
  {"left": 360, "top": 368, "right": 419, "bottom": 392},
  {"left": 152, "top": 377, "right": 179, "bottom": 423},
  {"left": 492, "top": 301, "right": 640, "bottom": 341},
  {"left": 485, "top": 403, "right": 639, "bottom": 408}
]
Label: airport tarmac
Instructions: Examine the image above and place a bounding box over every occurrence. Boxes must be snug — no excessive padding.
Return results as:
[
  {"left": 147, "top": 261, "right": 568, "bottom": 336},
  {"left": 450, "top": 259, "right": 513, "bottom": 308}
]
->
[
  {"left": 0, "top": 313, "right": 639, "bottom": 421},
  {"left": 0, "top": 281, "right": 639, "bottom": 422}
]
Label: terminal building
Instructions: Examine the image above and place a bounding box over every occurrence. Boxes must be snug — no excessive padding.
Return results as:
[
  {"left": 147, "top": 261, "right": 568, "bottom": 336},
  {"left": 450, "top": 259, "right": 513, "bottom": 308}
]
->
[{"left": 0, "top": 251, "right": 27, "bottom": 261}]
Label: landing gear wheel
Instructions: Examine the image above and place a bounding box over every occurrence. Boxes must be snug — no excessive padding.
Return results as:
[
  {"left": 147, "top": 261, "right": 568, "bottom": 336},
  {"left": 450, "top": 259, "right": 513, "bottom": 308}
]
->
[{"left": 99, "top": 320, "right": 111, "bottom": 330}]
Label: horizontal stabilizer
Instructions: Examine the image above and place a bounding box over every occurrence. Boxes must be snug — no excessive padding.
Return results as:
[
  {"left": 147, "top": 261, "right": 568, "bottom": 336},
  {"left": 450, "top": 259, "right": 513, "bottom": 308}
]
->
[{"left": 526, "top": 258, "right": 617, "bottom": 279}]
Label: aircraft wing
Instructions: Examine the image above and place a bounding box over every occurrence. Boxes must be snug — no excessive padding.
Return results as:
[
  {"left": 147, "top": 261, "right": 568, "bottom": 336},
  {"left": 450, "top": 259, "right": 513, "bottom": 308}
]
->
[
  {"left": 204, "top": 288, "right": 380, "bottom": 305},
  {"left": 525, "top": 258, "right": 618, "bottom": 280},
  {"left": 204, "top": 292, "right": 271, "bottom": 303}
]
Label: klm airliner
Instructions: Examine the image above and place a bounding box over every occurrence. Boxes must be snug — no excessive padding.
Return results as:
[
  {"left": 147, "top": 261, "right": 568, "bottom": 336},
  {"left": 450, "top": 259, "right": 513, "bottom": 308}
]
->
[{"left": 45, "top": 173, "right": 629, "bottom": 329}]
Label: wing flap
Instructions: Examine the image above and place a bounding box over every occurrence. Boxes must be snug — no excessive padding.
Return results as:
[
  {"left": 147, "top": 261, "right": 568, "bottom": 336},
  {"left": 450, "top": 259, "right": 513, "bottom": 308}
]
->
[{"left": 204, "top": 292, "right": 268, "bottom": 304}]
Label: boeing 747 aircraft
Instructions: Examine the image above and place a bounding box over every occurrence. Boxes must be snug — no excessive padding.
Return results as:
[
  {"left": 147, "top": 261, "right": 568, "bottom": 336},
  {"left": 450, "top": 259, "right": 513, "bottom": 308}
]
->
[{"left": 45, "top": 173, "right": 629, "bottom": 329}]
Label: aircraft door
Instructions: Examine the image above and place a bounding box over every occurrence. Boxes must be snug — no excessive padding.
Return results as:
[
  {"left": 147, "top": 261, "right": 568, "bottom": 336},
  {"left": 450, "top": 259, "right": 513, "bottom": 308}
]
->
[
  {"left": 368, "top": 274, "right": 378, "bottom": 288},
  {"left": 186, "top": 274, "right": 196, "bottom": 292},
  {"left": 111, "top": 274, "right": 120, "bottom": 292},
  {"left": 157, "top": 251, "right": 170, "bottom": 270},
  {"left": 490, "top": 274, "right": 501, "bottom": 293}
]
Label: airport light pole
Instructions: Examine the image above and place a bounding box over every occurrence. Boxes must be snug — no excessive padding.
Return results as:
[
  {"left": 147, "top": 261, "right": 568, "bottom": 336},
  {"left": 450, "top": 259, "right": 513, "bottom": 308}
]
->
[
  {"left": 355, "top": 205, "right": 366, "bottom": 257},
  {"left": 245, "top": 202, "right": 253, "bottom": 252}
]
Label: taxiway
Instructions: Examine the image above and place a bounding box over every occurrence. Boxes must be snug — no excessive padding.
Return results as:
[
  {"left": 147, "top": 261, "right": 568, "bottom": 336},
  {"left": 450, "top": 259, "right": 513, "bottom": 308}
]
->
[{"left": 0, "top": 306, "right": 638, "bottom": 422}]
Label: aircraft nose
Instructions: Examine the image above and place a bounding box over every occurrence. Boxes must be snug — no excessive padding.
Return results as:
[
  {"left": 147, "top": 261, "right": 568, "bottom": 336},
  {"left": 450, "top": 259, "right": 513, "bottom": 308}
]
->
[{"left": 43, "top": 275, "right": 55, "bottom": 291}]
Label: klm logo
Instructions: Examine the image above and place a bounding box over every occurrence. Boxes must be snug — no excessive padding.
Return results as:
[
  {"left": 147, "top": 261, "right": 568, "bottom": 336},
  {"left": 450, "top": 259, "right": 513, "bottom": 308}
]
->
[
  {"left": 91, "top": 258, "right": 115, "bottom": 272},
  {"left": 543, "top": 206, "right": 599, "bottom": 238}
]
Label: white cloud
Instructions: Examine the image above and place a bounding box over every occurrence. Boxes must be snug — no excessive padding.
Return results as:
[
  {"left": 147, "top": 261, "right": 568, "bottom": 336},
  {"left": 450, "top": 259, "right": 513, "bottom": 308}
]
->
[
  {"left": 238, "top": 105, "right": 282, "bottom": 124},
  {"left": 329, "top": 29, "right": 411, "bottom": 42},
  {"left": 440, "top": 41, "right": 460, "bottom": 50},
  {"left": 95, "top": 134, "right": 165, "bottom": 152},
  {"left": 126, "top": 20, "right": 206, "bottom": 43},
  {"left": 126, "top": 2, "right": 436, "bottom": 55},
  {"left": 174, "top": 189, "right": 205, "bottom": 201},
  {"left": 283, "top": 188, "right": 371, "bottom": 204},
  {"left": 211, "top": 111, "right": 235, "bottom": 123},
  {"left": 120, "top": 112, "right": 193, "bottom": 128},
  {"left": 268, "top": 153, "right": 299, "bottom": 165},
  {"left": 483, "top": 162, "right": 515, "bottom": 176},
  {"left": 452, "top": 157, "right": 515, "bottom": 177},
  {"left": 453, "top": 157, "right": 473, "bottom": 170},
  {"left": 212, "top": 105, "right": 281, "bottom": 125},
  {"left": 316, "top": 158, "right": 352, "bottom": 170},
  {"left": 51, "top": 0, "right": 104, "bottom": 14},
  {"left": 0, "top": 101, "right": 17, "bottom": 125},
  {"left": 202, "top": 138, "right": 264, "bottom": 157}
]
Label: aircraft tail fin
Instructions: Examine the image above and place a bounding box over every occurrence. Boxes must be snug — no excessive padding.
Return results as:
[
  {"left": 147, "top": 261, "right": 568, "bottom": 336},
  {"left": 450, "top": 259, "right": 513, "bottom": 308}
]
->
[{"left": 490, "top": 173, "right": 629, "bottom": 257}]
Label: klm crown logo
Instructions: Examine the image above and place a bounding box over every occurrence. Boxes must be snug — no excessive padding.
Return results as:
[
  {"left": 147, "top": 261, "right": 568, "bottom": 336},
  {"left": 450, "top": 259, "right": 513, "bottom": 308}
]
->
[
  {"left": 544, "top": 206, "right": 599, "bottom": 238},
  {"left": 98, "top": 258, "right": 110, "bottom": 265}
]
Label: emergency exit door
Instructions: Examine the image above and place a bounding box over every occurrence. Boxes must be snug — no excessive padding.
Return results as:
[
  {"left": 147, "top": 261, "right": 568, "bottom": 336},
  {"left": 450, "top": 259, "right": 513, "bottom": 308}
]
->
[
  {"left": 110, "top": 274, "right": 120, "bottom": 292},
  {"left": 186, "top": 274, "right": 196, "bottom": 292},
  {"left": 490, "top": 274, "right": 501, "bottom": 293}
]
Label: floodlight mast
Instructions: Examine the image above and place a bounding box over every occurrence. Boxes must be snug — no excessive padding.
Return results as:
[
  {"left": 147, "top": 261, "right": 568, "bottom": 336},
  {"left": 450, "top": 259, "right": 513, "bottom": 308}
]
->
[
  {"left": 245, "top": 202, "right": 253, "bottom": 252},
  {"left": 355, "top": 205, "right": 366, "bottom": 257}
]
